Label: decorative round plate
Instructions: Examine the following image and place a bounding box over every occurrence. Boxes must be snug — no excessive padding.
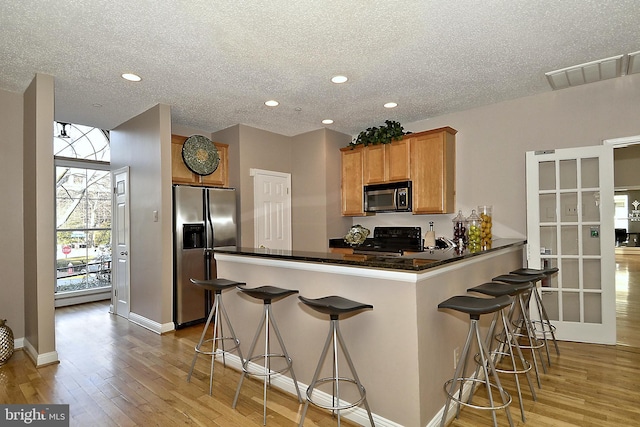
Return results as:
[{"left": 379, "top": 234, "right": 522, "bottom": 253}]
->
[{"left": 182, "top": 135, "right": 220, "bottom": 176}]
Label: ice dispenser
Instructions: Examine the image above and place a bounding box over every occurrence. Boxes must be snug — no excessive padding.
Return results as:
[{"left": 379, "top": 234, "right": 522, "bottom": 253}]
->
[{"left": 183, "top": 224, "right": 205, "bottom": 249}]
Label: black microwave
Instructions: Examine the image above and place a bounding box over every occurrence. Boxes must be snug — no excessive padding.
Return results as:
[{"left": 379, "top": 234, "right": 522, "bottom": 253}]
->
[{"left": 364, "top": 181, "right": 412, "bottom": 212}]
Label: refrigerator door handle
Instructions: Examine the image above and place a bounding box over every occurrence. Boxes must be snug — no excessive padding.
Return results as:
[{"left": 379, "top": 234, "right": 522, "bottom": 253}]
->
[{"left": 205, "top": 189, "right": 215, "bottom": 249}]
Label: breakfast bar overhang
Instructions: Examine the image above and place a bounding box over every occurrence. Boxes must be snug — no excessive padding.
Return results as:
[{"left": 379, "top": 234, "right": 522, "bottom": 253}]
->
[{"left": 212, "top": 240, "right": 526, "bottom": 427}]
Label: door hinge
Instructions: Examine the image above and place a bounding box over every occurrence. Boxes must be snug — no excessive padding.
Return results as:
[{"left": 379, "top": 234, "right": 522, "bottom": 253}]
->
[{"left": 534, "top": 150, "right": 555, "bottom": 155}]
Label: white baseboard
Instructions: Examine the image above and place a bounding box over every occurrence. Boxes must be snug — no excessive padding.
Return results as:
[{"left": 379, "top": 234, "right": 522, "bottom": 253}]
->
[
  {"left": 128, "top": 312, "right": 175, "bottom": 335},
  {"left": 22, "top": 337, "right": 59, "bottom": 367},
  {"left": 209, "top": 352, "right": 402, "bottom": 427}
]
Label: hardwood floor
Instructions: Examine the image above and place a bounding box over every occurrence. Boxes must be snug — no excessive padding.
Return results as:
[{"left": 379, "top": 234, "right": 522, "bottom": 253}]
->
[
  {"left": 1, "top": 254, "right": 638, "bottom": 426},
  {"left": 0, "top": 302, "right": 356, "bottom": 427}
]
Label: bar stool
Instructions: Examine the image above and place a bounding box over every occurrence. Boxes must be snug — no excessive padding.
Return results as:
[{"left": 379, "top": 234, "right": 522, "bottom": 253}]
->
[
  {"left": 187, "top": 278, "right": 245, "bottom": 395},
  {"left": 467, "top": 282, "right": 537, "bottom": 422},
  {"left": 493, "top": 273, "right": 550, "bottom": 370},
  {"left": 232, "top": 286, "right": 303, "bottom": 425},
  {"left": 510, "top": 267, "right": 561, "bottom": 356},
  {"left": 298, "top": 295, "right": 375, "bottom": 427},
  {"left": 438, "top": 294, "right": 514, "bottom": 427}
]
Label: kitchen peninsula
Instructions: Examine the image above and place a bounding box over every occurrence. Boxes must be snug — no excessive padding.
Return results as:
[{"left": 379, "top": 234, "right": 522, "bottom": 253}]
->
[{"left": 213, "top": 239, "right": 526, "bottom": 427}]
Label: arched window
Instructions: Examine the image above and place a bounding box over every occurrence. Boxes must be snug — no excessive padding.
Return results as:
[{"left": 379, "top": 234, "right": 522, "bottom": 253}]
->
[{"left": 54, "top": 122, "right": 110, "bottom": 161}]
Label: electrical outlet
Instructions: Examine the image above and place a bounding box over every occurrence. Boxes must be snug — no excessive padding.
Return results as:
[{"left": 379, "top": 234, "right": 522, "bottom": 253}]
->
[{"left": 453, "top": 347, "right": 460, "bottom": 369}]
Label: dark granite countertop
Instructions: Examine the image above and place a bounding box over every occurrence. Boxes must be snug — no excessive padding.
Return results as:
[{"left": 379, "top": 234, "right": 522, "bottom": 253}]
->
[{"left": 213, "top": 239, "right": 526, "bottom": 272}]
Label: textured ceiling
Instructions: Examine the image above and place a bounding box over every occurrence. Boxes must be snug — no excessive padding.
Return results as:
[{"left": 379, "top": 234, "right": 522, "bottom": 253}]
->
[{"left": 1, "top": 1, "right": 639, "bottom": 137}]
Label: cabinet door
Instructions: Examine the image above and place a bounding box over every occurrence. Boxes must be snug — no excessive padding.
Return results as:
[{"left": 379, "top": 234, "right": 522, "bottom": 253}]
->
[
  {"left": 387, "top": 139, "right": 411, "bottom": 182},
  {"left": 341, "top": 147, "right": 367, "bottom": 216},
  {"left": 200, "top": 142, "right": 228, "bottom": 187},
  {"left": 410, "top": 130, "right": 456, "bottom": 214},
  {"left": 171, "top": 135, "right": 197, "bottom": 184},
  {"left": 364, "top": 144, "right": 386, "bottom": 184}
]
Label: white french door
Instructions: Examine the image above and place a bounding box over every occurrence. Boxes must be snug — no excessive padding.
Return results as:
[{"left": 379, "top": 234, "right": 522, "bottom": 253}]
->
[
  {"left": 525, "top": 145, "right": 616, "bottom": 345},
  {"left": 251, "top": 168, "right": 292, "bottom": 250}
]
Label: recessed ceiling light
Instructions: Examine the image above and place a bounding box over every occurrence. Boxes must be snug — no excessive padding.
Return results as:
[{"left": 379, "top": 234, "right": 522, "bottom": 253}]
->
[
  {"left": 265, "top": 100, "right": 279, "bottom": 107},
  {"left": 384, "top": 102, "right": 398, "bottom": 109},
  {"left": 331, "top": 75, "right": 348, "bottom": 84},
  {"left": 121, "top": 73, "right": 141, "bottom": 82},
  {"left": 92, "top": 103, "right": 102, "bottom": 108},
  {"left": 322, "top": 119, "right": 334, "bottom": 125}
]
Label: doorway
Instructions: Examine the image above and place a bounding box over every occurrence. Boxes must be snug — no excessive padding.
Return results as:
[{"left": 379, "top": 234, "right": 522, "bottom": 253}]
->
[{"left": 608, "top": 135, "right": 640, "bottom": 346}]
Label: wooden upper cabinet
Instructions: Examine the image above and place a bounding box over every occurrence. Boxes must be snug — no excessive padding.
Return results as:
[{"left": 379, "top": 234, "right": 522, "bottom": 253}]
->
[
  {"left": 340, "top": 146, "right": 369, "bottom": 216},
  {"left": 171, "top": 134, "right": 229, "bottom": 188},
  {"left": 363, "top": 139, "right": 410, "bottom": 184},
  {"left": 409, "top": 127, "right": 457, "bottom": 214},
  {"left": 386, "top": 138, "right": 411, "bottom": 182},
  {"left": 363, "top": 144, "right": 386, "bottom": 184}
]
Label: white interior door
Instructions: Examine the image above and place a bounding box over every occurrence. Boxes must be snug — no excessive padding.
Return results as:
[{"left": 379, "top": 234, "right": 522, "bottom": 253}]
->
[
  {"left": 251, "top": 168, "right": 291, "bottom": 250},
  {"left": 112, "top": 167, "right": 130, "bottom": 318},
  {"left": 525, "top": 146, "right": 615, "bottom": 344}
]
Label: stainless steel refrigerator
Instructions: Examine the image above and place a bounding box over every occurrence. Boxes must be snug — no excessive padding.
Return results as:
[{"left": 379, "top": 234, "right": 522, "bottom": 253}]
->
[{"left": 173, "top": 185, "right": 238, "bottom": 329}]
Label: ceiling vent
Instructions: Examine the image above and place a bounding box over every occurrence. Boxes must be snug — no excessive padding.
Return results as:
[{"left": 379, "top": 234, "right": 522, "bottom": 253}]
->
[{"left": 545, "top": 55, "right": 624, "bottom": 90}]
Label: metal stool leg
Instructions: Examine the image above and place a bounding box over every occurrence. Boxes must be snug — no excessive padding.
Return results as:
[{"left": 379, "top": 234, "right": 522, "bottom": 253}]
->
[
  {"left": 299, "top": 319, "right": 374, "bottom": 427},
  {"left": 440, "top": 318, "right": 513, "bottom": 427},
  {"left": 234, "top": 302, "right": 302, "bottom": 425},
  {"left": 533, "top": 286, "right": 561, "bottom": 356},
  {"left": 187, "top": 291, "right": 243, "bottom": 395}
]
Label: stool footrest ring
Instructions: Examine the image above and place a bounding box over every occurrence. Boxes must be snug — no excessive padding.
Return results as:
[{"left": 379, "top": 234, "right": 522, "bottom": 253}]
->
[
  {"left": 194, "top": 337, "right": 240, "bottom": 356},
  {"left": 241, "top": 354, "right": 293, "bottom": 377},
  {"left": 473, "top": 351, "right": 532, "bottom": 375},
  {"left": 306, "top": 377, "right": 367, "bottom": 411},
  {"left": 443, "top": 378, "right": 512, "bottom": 411}
]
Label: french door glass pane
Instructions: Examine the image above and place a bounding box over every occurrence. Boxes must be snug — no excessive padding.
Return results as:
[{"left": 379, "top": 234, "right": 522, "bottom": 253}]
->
[
  {"left": 541, "top": 290, "right": 559, "bottom": 321},
  {"left": 584, "top": 293, "right": 602, "bottom": 323},
  {"left": 582, "top": 226, "right": 601, "bottom": 255},
  {"left": 562, "top": 292, "right": 580, "bottom": 322},
  {"left": 538, "top": 161, "right": 556, "bottom": 191},
  {"left": 582, "top": 191, "right": 600, "bottom": 221},
  {"left": 560, "top": 225, "right": 579, "bottom": 255},
  {"left": 539, "top": 194, "right": 556, "bottom": 222},
  {"left": 583, "top": 259, "right": 602, "bottom": 290},
  {"left": 559, "top": 159, "right": 577, "bottom": 189},
  {"left": 561, "top": 258, "right": 579, "bottom": 289},
  {"left": 581, "top": 157, "right": 599, "bottom": 188}
]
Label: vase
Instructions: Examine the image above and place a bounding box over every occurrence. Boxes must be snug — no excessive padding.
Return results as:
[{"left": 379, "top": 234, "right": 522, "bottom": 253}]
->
[{"left": 0, "top": 319, "right": 15, "bottom": 365}]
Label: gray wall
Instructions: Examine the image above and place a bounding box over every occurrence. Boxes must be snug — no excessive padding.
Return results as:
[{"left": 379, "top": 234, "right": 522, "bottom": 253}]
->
[
  {"left": 352, "top": 73, "right": 640, "bottom": 242},
  {"left": 0, "top": 88, "right": 25, "bottom": 339},
  {"left": 110, "top": 104, "right": 174, "bottom": 325}
]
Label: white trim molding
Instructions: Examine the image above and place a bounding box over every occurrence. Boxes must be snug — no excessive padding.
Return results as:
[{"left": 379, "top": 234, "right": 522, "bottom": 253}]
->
[
  {"left": 22, "top": 338, "right": 59, "bottom": 367},
  {"left": 128, "top": 312, "right": 175, "bottom": 335}
]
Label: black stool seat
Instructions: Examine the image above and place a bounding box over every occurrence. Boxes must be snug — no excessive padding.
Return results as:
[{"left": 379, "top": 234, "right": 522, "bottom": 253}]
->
[
  {"left": 299, "top": 295, "right": 373, "bottom": 317},
  {"left": 468, "top": 281, "right": 532, "bottom": 297},
  {"left": 190, "top": 278, "right": 245, "bottom": 293},
  {"left": 510, "top": 267, "right": 559, "bottom": 276},
  {"left": 238, "top": 285, "right": 298, "bottom": 303},
  {"left": 492, "top": 273, "right": 545, "bottom": 284},
  {"left": 438, "top": 295, "right": 512, "bottom": 317}
]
